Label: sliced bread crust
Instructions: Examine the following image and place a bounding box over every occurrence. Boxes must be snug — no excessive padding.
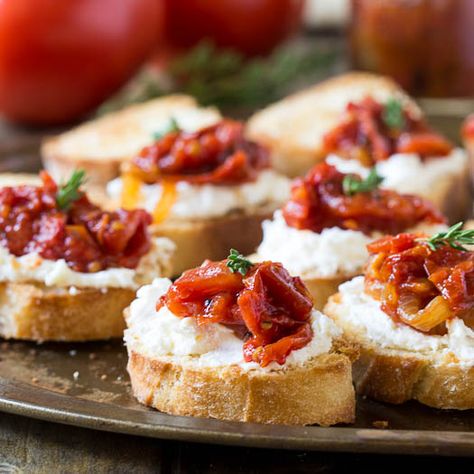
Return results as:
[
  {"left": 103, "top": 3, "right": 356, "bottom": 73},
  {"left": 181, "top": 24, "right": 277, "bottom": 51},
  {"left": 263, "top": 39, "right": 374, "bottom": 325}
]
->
[
  {"left": 0, "top": 282, "right": 135, "bottom": 342},
  {"left": 153, "top": 204, "right": 276, "bottom": 276},
  {"left": 41, "top": 95, "right": 221, "bottom": 187},
  {"left": 302, "top": 274, "right": 357, "bottom": 311},
  {"left": 325, "top": 293, "right": 474, "bottom": 409},
  {"left": 127, "top": 349, "right": 355, "bottom": 426},
  {"left": 249, "top": 253, "right": 357, "bottom": 311}
]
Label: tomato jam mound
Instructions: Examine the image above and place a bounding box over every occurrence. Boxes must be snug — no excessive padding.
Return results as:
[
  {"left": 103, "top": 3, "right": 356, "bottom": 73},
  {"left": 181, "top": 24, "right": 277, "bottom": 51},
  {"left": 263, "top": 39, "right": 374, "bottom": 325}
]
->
[
  {"left": 365, "top": 233, "right": 474, "bottom": 334},
  {"left": 158, "top": 259, "right": 314, "bottom": 367},
  {"left": 0, "top": 172, "right": 151, "bottom": 273},
  {"left": 282, "top": 162, "right": 445, "bottom": 235},
  {"left": 323, "top": 96, "right": 453, "bottom": 165},
  {"left": 129, "top": 119, "right": 269, "bottom": 185}
]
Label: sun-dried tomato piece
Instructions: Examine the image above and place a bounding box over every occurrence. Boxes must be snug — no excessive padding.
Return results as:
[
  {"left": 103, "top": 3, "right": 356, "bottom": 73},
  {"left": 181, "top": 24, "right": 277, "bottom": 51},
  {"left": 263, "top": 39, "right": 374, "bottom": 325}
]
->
[
  {"left": 130, "top": 119, "right": 269, "bottom": 185},
  {"left": 159, "top": 259, "right": 314, "bottom": 367},
  {"left": 282, "top": 162, "right": 445, "bottom": 235},
  {"left": 323, "top": 96, "right": 452, "bottom": 164},
  {"left": 365, "top": 234, "right": 474, "bottom": 333},
  {"left": 0, "top": 172, "right": 151, "bottom": 272}
]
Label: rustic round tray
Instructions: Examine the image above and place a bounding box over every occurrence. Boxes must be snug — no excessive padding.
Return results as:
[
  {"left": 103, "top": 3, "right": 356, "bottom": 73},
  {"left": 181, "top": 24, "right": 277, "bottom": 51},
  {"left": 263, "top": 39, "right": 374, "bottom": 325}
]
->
[
  {"left": 0, "top": 114, "right": 472, "bottom": 457},
  {"left": 0, "top": 340, "right": 473, "bottom": 456}
]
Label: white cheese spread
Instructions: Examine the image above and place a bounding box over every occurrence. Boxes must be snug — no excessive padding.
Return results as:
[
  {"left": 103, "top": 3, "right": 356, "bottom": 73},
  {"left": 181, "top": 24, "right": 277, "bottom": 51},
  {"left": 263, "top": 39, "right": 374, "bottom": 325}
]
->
[
  {"left": 124, "top": 278, "right": 342, "bottom": 372},
  {"left": 334, "top": 276, "right": 474, "bottom": 366},
  {"left": 107, "top": 170, "right": 290, "bottom": 221},
  {"left": 0, "top": 237, "right": 175, "bottom": 289},
  {"left": 256, "top": 211, "right": 446, "bottom": 278},
  {"left": 327, "top": 147, "right": 467, "bottom": 201}
]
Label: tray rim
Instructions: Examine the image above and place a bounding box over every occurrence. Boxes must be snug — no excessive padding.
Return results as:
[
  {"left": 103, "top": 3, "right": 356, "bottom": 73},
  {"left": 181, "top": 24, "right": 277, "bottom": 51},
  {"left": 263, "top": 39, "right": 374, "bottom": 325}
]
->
[{"left": 0, "top": 376, "right": 473, "bottom": 457}]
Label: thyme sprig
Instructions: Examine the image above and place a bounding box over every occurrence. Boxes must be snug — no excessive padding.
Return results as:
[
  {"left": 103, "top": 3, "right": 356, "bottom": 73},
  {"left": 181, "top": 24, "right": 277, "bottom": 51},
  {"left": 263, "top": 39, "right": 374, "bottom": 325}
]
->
[
  {"left": 226, "top": 249, "right": 253, "bottom": 276},
  {"left": 342, "top": 168, "right": 384, "bottom": 196},
  {"left": 56, "top": 169, "right": 86, "bottom": 210},
  {"left": 152, "top": 117, "right": 180, "bottom": 141},
  {"left": 424, "top": 222, "right": 474, "bottom": 251},
  {"left": 383, "top": 98, "right": 406, "bottom": 131},
  {"left": 99, "top": 40, "right": 336, "bottom": 114}
]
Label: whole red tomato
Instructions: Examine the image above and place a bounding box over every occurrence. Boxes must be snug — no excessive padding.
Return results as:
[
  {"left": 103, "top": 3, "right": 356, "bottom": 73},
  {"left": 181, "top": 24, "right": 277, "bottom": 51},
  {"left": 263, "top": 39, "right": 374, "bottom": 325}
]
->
[
  {"left": 0, "top": 0, "right": 162, "bottom": 125},
  {"left": 162, "top": 0, "right": 305, "bottom": 57}
]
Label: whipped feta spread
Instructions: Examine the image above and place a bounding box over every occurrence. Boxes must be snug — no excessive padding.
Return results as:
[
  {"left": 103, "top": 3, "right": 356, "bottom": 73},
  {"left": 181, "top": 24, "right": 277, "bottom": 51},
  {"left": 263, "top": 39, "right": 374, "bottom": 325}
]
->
[
  {"left": 256, "top": 211, "right": 447, "bottom": 278},
  {"left": 334, "top": 276, "right": 474, "bottom": 366},
  {"left": 0, "top": 237, "right": 175, "bottom": 289},
  {"left": 327, "top": 147, "right": 467, "bottom": 201},
  {"left": 107, "top": 170, "right": 290, "bottom": 221},
  {"left": 124, "top": 278, "right": 342, "bottom": 372}
]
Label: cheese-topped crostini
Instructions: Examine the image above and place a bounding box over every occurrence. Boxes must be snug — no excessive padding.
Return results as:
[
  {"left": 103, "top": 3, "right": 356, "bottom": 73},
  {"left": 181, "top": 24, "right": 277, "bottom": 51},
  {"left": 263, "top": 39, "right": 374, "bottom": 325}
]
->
[
  {"left": 247, "top": 72, "right": 470, "bottom": 222},
  {"left": 323, "top": 95, "right": 469, "bottom": 221},
  {"left": 325, "top": 225, "right": 474, "bottom": 409},
  {"left": 0, "top": 170, "right": 174, "bottom": 342},
  {"left": 125, "top": 250, "right": 355, "bottom": 426},
  {"left": 42, "top": 95, "right": 221, "bottom": 187},
  {"left": 108, "top": 119, "right": 290, "bottom": 275},
  {"left": 255, "top": 162, "right": 447, "bottom": 309}
]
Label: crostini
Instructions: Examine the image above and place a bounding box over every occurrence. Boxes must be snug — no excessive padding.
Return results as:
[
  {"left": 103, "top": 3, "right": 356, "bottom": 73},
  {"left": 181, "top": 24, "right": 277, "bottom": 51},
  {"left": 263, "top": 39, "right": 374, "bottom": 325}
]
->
[
  {"left": 107, "top": 119, "right": 290, "bottom": 275},
  {"left": 0, "top": 170, "right": 174, "bottom": 342},
  {"left": 254, "top": 162, "right": 447, "bottom": 309},
  {"left": 41, "top": 95, "right": 221, "bottom": 187},
  {"left": 247, "top": 72, "right": 470, "bottom": 222},
  {"left": 125, "top": 251, "right": 355, "bottom": 426},
  {"left": 325, "top": 226, "right": 474, "bottom": 409}
]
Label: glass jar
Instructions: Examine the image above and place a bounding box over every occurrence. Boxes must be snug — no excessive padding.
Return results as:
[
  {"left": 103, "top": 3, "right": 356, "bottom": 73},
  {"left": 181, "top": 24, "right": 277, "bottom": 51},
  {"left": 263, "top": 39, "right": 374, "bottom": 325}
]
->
[{"left": 350, "top": 0, "right": 474, "bottom": 97}]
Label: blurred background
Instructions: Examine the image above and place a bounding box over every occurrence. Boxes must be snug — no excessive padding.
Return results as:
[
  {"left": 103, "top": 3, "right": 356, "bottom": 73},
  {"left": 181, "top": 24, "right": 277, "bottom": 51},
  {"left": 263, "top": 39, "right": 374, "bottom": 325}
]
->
[{"left": 0, "top": 0, "right": 473, "bottom": 156}]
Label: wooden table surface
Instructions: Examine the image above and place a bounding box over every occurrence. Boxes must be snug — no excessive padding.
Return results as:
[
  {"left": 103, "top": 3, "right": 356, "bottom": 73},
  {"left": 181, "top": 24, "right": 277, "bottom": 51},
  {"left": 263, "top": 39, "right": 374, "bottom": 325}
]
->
[{"left": 0, "top": 412, "right": 472, "bottom": 473}]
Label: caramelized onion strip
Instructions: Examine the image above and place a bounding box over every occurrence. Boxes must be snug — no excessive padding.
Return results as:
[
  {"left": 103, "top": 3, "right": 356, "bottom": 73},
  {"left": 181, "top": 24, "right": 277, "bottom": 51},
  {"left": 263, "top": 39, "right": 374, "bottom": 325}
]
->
[{"left": 399, "top": 295, "right": 452, "bottom": 332}]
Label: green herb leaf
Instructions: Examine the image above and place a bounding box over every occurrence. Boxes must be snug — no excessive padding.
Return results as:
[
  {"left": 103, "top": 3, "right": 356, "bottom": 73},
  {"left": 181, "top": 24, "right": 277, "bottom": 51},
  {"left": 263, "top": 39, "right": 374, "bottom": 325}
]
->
[
  {"left": 342, "top": 168, "right": 384, "bottom": 196},
  {"left": 383, "top": 98, "right": 406, "bottom": 131},
  {"left": 226, "top": 249, "right": 253, "bottom": 276},
  {"left": 98, "top": 40, "right": 336, "bottom": 114},
  {"left": 423, "top": 222, "right": 474, "bottom": 251},
  {"left": 152, "top": 117, "right": 180, "bottom": 141},
  {"left": 56, "top": 170, "right": 86, "bottom": 210}
]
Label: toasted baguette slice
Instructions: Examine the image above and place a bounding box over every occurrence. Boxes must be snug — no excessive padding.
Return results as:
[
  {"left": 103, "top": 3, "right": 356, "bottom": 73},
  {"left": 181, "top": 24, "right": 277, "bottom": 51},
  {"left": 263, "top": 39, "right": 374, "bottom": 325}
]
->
[
  {"left": 246, "top": 72, "right": 420, "bottom": 177},
  {"left": 127, "top": 349, "right": 355, "bottom": 426},
  {"left": 125, "top": 278, "right": 356, "bottom": 425},
  {"left": 300, "top": 274, "right": 356, "bottom": 311},
  {"left": 0, "top": 283, "right": 135, "bottom": 342},
  {"left": 429, "top": 163, "right": 471, "bottom": 223},
  {"left": 0, "top": 173, "right": 41, "bottom": 187},
  {"left": 41, "top": 96, "right": 221, "bottom": 187},
  {"left": 325, "top": 291, "right": 474, "bottom": 409},
  {"left": 153, "top": 205, "right": 275, "bottom": 276}
]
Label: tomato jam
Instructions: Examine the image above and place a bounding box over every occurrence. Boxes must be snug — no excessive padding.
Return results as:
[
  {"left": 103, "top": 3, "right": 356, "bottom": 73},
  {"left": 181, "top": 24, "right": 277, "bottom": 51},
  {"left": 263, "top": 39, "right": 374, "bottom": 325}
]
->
[
  {"left": 323, "top": 97, "right": 453, "bottom": 165},
  {"left": 0, "top": 172, "right": 151, "bottom": 273},
  {"left": 281, "top": 162, "right": 445, "bottom": 235},
  {"left": 129, "top": 119, "right": 269, "bottom": 185},
  {"left": 158, "top": 259, "right": 313, "bottom": 367},
  {"left": 365, "top": 233, "right": 474, "bottom": 334}
]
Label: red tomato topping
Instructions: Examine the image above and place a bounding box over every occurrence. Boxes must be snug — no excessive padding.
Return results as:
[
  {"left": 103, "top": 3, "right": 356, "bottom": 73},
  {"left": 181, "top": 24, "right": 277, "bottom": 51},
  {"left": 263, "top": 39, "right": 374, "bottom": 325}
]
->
[
  {"left": 323, "top": 97, "right": 453, "bottom": 165},
  {"left": 281, "top": 162, "right": 445, "bottom": 235},
  {"left": 130, "top": 119, "right": 269, "bottom": 185},
  {"left": 0, "top": 172, "right": 151, "bottom": 272},
  {"left": 365, "top": 234, "right": 474, "bottom": 334},
  {"left": 158, "top": 259, "right": 314, "bottom": 367}
]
